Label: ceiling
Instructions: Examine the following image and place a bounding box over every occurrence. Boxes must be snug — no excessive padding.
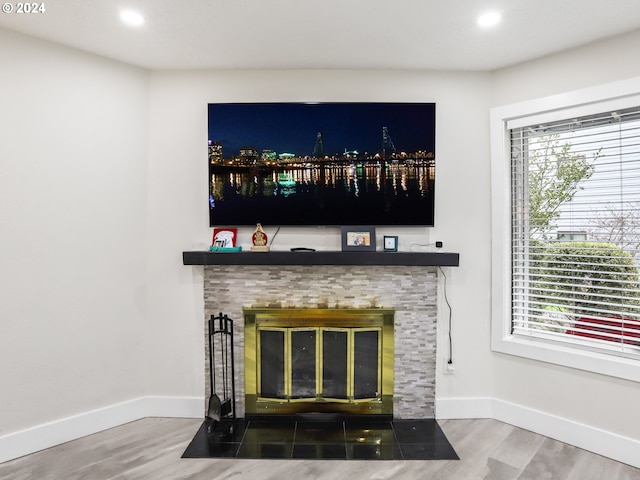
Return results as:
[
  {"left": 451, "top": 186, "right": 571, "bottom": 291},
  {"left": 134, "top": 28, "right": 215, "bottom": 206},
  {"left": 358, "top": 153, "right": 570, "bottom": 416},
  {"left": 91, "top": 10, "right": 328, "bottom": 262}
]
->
[{"left": 1, "top": 0, "right": 640, "bottom": 71}]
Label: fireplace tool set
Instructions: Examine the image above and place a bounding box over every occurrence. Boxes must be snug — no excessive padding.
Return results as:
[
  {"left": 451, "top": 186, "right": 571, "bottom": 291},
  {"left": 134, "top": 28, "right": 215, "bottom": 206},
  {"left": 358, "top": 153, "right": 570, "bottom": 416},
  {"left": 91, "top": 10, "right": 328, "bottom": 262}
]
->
[{"left": 206, "top": 312, "right": 236, "bottom": 436}]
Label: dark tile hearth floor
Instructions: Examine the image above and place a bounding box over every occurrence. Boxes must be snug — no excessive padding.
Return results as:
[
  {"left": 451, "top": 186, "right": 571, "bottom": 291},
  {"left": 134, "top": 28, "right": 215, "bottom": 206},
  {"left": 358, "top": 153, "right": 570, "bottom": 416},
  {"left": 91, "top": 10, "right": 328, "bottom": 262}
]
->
[{"left": 182, "top": 418, "right": 459, "bottom": 460}]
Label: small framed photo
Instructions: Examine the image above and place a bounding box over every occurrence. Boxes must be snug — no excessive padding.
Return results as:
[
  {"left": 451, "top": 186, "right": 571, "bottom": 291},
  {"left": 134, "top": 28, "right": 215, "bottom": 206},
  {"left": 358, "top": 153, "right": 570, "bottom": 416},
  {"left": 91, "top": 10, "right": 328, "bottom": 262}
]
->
[
  {"left": 341, "top": 226, "right": 376, "bottom": 252},
  {"left": 383, "top": 235, "right": 398, "bottom": 252},
  {"left": 212, "top": 228, "right": 237, "bottom": 248}
]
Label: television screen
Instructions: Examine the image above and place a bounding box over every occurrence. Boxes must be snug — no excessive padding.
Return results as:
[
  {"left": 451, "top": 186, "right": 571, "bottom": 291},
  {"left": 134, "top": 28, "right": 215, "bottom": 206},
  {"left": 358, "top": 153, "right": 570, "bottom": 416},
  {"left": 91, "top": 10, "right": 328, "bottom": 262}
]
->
[{"left": 208, "top": 102, "right": 435, "bottom": 226}]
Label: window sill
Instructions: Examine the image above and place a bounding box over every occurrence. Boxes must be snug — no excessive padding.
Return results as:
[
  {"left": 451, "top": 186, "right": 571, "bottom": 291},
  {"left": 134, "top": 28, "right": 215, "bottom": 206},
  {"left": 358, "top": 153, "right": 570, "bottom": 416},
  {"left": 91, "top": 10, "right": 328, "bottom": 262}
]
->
[{"left": 492, "top": 333, "right": 640, "bottom": 383}]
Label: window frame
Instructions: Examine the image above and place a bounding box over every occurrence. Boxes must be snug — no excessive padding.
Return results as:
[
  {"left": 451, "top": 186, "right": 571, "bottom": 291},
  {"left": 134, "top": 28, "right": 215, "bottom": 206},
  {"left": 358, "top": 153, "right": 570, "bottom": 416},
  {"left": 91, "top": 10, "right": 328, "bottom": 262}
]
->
[{"left": 490, "top": 77, "right": 640, "bottom": 383}]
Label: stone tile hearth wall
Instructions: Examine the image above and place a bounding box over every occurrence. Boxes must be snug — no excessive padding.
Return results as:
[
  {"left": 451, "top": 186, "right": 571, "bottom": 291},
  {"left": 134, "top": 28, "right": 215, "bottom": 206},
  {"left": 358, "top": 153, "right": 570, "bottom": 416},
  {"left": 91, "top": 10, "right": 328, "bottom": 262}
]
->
[{"left": 203, "top": 264, "right": 438, "bottom": 418}]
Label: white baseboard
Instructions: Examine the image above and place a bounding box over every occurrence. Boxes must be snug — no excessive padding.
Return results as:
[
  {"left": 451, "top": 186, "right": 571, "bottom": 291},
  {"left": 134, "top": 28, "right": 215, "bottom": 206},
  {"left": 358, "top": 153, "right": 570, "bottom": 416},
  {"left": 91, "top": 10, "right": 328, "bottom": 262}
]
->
[
  {"left": 0, "top": 396, "right": 202, "bottom": 465},
  {"left": 436, "top": 397, "right": 640, "bottom": 469},
  {"left": 435, "top": 396, "right": 494, "bottom": 419},
  {"left": 143, "top": 395, "right": 203, "bottom": 418},
  {"left": 4, "top": 396, "right": 638, "bottom": 469}
]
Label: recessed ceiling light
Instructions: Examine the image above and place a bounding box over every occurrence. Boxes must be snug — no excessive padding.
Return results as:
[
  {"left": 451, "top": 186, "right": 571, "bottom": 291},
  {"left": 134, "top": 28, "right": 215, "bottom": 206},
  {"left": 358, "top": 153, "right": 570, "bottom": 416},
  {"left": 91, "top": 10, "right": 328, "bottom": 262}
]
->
[
  {"left": 120, "top": 10, "right": 145, "bottom": 27},
  {"left": 477, "top": 11, "right": 501, "bottom": 28}
]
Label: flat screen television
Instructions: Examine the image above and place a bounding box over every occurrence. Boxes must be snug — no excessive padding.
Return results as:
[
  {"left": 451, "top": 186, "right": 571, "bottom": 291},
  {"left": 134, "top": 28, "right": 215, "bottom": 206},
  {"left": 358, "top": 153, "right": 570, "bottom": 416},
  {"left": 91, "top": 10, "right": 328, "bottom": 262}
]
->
[{"left": 208, "top": 102, "right": 435, "bottom": 226}]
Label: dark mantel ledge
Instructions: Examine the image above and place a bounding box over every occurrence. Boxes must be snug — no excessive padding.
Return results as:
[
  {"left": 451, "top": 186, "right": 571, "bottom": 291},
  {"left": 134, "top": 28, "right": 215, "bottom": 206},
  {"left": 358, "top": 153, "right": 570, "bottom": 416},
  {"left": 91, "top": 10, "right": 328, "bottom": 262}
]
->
[{"left": 182, "top": 250, "right": 459, "bottom": 267}]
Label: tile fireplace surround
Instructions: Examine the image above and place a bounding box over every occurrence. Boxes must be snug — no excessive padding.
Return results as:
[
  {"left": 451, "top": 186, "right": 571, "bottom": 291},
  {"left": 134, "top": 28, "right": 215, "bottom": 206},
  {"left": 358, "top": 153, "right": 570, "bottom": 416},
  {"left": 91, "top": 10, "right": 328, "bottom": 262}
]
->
[{"left": 184, "top": 251, "right": 460, "bottom": 419}]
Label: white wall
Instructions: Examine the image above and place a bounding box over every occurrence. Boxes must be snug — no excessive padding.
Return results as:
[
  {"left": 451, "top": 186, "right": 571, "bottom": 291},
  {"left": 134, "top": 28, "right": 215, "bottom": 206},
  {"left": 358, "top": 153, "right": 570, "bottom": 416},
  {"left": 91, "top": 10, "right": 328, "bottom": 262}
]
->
[
  {"left": 491, "top": 29, "right": 640, "bottom": 106},
  {"left": 145, "top": 69, "right": 494, "bottom": 406},
  {"left": 0, "top": 29, "right": 150, "bottom": 436}
]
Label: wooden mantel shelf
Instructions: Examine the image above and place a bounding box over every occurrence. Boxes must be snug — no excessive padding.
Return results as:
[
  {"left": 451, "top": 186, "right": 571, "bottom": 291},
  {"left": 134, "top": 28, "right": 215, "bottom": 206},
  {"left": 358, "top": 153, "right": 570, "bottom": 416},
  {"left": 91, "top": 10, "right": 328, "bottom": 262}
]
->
[{"left": 182, "top": 250, "right": 459, "bottom": 267}]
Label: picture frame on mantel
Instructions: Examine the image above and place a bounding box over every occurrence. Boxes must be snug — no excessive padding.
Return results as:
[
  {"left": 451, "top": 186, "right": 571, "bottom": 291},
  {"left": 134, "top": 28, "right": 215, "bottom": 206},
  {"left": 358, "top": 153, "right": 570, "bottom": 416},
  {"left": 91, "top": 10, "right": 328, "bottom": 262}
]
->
[
  {"left": 341, "top": 226, "right": 376, "bottom": 252},
  {"left": 383, "top": 235, "right": 398, "bottom": 252},
  {"left": 212, "top": 228, "right": 237, "bottom": 248}
]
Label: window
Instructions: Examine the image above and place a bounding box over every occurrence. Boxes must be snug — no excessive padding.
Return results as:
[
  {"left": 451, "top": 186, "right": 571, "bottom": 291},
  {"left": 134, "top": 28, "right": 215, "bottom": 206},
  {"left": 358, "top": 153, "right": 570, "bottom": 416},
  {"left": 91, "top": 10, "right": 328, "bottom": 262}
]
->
[
  {"left": 512, "top": 107, "right": 640, "bottom": 355},
  {"left": 491, "top": 78, "right": 640, "bottom": 381}
]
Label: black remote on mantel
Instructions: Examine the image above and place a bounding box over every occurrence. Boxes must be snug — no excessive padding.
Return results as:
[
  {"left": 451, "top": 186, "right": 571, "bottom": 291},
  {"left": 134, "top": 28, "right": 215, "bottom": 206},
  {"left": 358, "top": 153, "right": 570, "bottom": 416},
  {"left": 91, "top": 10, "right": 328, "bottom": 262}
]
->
[{"left": 290, "top": 247, "right": 316, "bottom": 252}]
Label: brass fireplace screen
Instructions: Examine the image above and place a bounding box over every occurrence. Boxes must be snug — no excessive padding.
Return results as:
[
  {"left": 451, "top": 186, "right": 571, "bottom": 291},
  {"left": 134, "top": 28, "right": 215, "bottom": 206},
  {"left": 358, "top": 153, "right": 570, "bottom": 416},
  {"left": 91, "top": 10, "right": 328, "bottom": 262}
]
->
[{"left": 244, "top": 308, "right": 394, "bottom": 416}]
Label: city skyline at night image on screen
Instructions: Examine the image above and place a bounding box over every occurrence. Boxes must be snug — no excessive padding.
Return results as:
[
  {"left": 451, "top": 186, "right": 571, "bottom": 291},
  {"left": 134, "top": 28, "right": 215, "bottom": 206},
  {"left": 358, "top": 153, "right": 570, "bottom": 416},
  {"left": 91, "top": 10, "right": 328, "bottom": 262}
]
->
[{"left": 208, "top": 102, "right": 436, "bottom": 227}]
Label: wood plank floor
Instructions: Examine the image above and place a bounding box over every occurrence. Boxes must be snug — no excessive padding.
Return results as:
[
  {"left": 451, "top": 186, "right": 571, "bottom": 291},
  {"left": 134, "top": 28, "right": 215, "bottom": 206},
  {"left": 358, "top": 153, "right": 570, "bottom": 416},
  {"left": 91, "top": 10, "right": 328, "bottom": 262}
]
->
[{"left": 1, "top": 417, "right": 638, "bottom": 480}]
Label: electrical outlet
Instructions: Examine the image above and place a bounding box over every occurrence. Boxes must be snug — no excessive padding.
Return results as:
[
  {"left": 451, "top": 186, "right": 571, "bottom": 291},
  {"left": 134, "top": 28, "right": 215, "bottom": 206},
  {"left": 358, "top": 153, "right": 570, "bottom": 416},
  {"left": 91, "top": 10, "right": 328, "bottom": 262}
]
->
[{"left": 444, "top": 360, "right": 455, "bottom": 375}]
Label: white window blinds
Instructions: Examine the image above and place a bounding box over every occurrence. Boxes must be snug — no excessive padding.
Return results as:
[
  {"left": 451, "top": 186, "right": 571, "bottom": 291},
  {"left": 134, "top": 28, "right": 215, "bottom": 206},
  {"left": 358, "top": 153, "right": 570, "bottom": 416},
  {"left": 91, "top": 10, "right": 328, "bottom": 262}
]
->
[{"left": 510, "top": 106, "right": 640, "bottom": 357}]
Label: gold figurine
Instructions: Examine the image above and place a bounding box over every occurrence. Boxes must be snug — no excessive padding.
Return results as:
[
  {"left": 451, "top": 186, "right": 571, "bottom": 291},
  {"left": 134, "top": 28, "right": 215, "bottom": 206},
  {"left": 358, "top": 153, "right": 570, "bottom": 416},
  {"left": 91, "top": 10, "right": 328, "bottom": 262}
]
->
[{"left": 250, "top": 223, "right": 269, "bottom": 251}]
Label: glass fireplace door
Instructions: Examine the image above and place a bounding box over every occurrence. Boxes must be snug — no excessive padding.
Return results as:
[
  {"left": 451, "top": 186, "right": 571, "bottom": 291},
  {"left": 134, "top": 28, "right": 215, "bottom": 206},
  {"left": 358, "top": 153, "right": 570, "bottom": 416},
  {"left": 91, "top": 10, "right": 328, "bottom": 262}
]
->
[
  {"left": 258, "top": 326, "right": 381, "bottom": 402},
  {"left": 289, "top": 328, "right": 318, "bottom": 400},
  {"left": 321, "top": 329, "right": 349, "bottom": 400},
  {"left": 352, "top": 329, "right": 380, "bottom": 400},
  {"left": 246, "top": 307, "right": 394, "bottom": 416},
  {"left": 258, "top": 328, "right": 286, "bottom": 399}
]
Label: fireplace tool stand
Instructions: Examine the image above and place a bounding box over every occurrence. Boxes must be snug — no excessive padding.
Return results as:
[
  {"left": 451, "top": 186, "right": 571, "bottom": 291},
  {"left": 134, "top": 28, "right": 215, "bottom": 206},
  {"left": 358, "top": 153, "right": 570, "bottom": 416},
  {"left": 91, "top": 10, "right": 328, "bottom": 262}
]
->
[{"left": 206, "top": 312, "right": 236, "bottom": 436}]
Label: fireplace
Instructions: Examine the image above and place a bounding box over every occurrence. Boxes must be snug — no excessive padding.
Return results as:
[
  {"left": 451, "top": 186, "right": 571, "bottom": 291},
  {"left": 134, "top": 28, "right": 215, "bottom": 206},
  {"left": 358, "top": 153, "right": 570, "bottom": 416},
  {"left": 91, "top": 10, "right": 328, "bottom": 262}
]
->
[
  {"left": 244, "top": 308, "right": 394, "bottom": 416},
  {"left": 199, "top": 263, "right": 441, "bottom": 419}
]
